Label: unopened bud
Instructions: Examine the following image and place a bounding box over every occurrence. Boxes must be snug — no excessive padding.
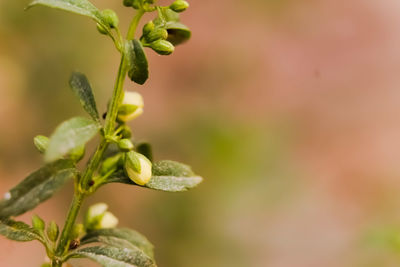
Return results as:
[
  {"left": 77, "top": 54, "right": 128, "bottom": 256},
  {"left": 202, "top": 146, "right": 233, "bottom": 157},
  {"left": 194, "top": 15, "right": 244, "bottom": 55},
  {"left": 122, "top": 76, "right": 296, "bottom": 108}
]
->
[
  {"left": 71, "top": 223, "right": 85, "bottom": 240},
  {"left": 117, "top": 91, "right": 144, "bottom": 122},
  {"left": 118, "top": 139, "right": 134, "bottom": 152},
  {"left": 47, "top": 221, "right": 59, "bottom": 242},
  {"left": 150, "top": 39, "right": 175, "bottom": 55},
  {"left": 125, "top": 151, "right": 152, "bottom": 185},
  {"left": 32, "top": 215, "right": 45, "bottom": 231},
  {"left": 170, "top": 0, "right": 189, "bottom": 13},
  {"left": 101, "top": 9, "right": 119, "bottom": 28},
  {"left": 34, "top": 135, "right": 49, "bottom": 154},
  {"left": 143, "top": 21, "right": 155, "bottom": 36},
  {"left": 69, "top": 145, "right": 85, "bottom": 162},
  {"left": 99, "top": 212, "right": 119, "bottom": 229},
  {"left": 120, "top": 125, "right": 133, "bottom": 139},
  {"left": 84, "top": 203, "right": 118, "bottom": 231},
  {"left": 146, "top": 28, "right": 168, "bottom": 43},
  {"left": 96, "top": 23, "right": 108, "bottom": 35}
]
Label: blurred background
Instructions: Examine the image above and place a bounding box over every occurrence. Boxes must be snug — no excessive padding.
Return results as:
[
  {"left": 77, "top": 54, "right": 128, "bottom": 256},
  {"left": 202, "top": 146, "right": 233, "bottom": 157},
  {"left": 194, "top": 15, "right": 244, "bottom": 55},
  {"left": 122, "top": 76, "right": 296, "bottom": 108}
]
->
[{"left": 2, "top": 0, "right": 400, "bottom": 266}]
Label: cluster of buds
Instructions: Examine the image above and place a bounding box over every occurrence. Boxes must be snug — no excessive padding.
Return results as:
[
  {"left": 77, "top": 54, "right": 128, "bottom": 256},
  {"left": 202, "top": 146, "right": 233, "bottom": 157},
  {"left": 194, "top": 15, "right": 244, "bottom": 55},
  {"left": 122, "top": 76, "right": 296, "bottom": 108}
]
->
[
  {"left": 141, "top": 20, "right": 175, "bottom": 55},
  {"left": 84, "top": 203, "right": 118, "bottom": 231}
]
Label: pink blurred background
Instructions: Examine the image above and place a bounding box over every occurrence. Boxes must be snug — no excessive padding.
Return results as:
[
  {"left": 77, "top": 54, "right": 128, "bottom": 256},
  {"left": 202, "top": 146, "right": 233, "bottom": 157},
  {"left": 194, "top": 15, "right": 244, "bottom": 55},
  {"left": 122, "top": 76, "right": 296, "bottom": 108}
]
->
[{"left": 2, "top": 0, "right": 400, "bottom": 266}]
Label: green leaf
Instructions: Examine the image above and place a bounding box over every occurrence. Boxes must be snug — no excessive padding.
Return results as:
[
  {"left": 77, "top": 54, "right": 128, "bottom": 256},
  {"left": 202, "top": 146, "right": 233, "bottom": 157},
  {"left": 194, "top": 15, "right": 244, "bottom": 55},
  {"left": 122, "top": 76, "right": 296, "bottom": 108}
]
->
[
  {"left": 81, "top": 228, "right": 154, "bottom": 259},
  {"left": 0, "top": 219, "right": 43, "bottom": 242},
  {"left": 165, "top": 22, "right": 191, "bottom": 46},
  {"left": 68, "top": 245, "right": 156, "bottom": 267},
  {"left": 27, "top": 0, "right": 109, "bottom": 30},
  {"left": 103, "top": 160, "right": 203, "bottom": 192},
  {"left": 45, "top": 117, "right": 100, "bottom": 162},
  {"left": 69, "top": 72, "right": 100, "bottom": 122},
  {"left": 0, "top": 160, "right": 75, "bottom": 218},
  {"left": 126, "top": 40, "right": 149, "bottom": 85}
]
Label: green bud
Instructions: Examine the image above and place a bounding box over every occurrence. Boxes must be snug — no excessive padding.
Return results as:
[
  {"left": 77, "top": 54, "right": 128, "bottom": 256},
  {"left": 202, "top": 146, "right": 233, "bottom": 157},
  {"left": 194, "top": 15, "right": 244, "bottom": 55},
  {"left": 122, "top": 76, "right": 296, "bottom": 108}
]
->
[
  {"left": 146, "top": 28, "right": 168, "bottom": 43},
  {"left": 117, "top": 91, "right": 144, "bottom": 122},
  {"left": 71, "top": 223, "right": 85, "bottom": 240},
  {"left": 125, "top": 151, "right": 152, "bottom": 186},
  {"left": 143, "top": 21, "right": 155, "bottom": 36},
  {"left": 120, "top": 125, "right": 133, "bottom": 139},
  {"left": 100, "top": 154, "right": 123, "bottom": 175},
  {"left": 32, "top": 215, "right": 45, "bottom": 231},
  {"left": 34, "top": 135, "right": 49, "bottom": 154},
  {"left": 132, "top": 0, "right": 141, "bottom": 9},
  {"left": 47, "top": 221, "right": 59, "bottom": 242},
  {"left": 123, "top": 0, "right": 134, "bottom": 7},
  {"left": 69, "top": 145, "right": 85, "bottom": 162},
  {"left": 84, "top": 203, "right": 118, "bottom": 231},
  {"left": 118, "top": 139, "right": 134, "bottom": 152},
  {"left": 96, "top": 23, "right": 108, "bottom": 35},
  {"left": 150, "top": 39, "right": 175, "bottom": 55},
  {"left": 170, "top": 0, "right": 189, "bottom": 13},
  {"left": 101, "top": 9, "right": 119, "bottom": 28}
]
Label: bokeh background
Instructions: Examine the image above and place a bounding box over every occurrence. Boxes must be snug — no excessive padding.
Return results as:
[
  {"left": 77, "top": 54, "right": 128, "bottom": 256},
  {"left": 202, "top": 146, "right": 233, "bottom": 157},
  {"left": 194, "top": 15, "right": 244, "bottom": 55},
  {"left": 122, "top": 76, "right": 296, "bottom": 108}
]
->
[{"left": 2, "top": 0, "right": 400, "bottom": 266}]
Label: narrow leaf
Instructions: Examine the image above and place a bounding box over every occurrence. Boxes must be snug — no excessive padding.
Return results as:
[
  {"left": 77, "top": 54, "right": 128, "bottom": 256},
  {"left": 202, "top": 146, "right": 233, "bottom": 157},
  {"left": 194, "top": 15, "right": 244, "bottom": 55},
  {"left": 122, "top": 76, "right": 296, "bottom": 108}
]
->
[
  {"left": 103, "top": 160, "right": 203, "bottom": 192},
  {"left": 126, "top": 40, "right": 149, "bottom": 85},
  {"left": 45, "top": 117, "right": 100, "bottom": 162},
  {"left": 0, "top": 219, "right": 43, "bottom": 242},
  {"left": 27, "top": 0, "right": 106, "bottom": 26},
  {"left": 69, "top": 72, "right": 100, "bottom": 122},
  {"left": 69, "top": 245, "right": 156, "bottom": 267},
  {"left": 81, "top": 228, "right": 154, "bottom": 259},
  {"left": 0, "top": 160, "right": 75, "bottom": 218}
]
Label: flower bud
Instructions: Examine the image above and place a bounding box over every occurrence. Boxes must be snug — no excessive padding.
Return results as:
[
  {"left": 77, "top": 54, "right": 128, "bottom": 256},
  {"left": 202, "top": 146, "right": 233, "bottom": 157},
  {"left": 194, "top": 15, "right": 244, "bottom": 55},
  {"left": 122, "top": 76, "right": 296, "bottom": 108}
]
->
[
  {"left": 34, "top": 135, "right": 49, "bottom": 154},
  {"left": 123, "top": 0, "right": 133, "bottom": 7},
  {"left": 170, "top": 0, "right": 189, "bottom": 13},
  {"left": 71, "top": 223, "right": 85, "bottom": 240},
  {"left": 96, "top": 23, "right": 108, "bottom": 35},
  {"left": 84, "top": 203, "right": 118, "bottom": 231},
  {"left": 117, "top": 91, "right": 144, "bottom": 122},
  {"left": 120, "top": 125, "right": 133, "bottom": 139},
  {"left": 32, "top": 215, "right": 45, "bottom": 231},
  {"left": 118, "top": 139, "right": 134, "bottom": 152},
  {"left": 125, "top": 151, "right": 152, "bottom": 185},
  {"left": 101, "top": 9, "right": 119, "bottom": 28},
  {"left": 100, "top": 154, "right": 123, "bottom": 175},
  {"left": 142, "top": 21, "right": 155, "bottom": 36},
  {"left": 99, "top": 212, "right": 119, "bottom": 229},
  {"left": 146, "top": 28, "right": 168, "bottom": 43},
  {"left": 47, "top": 221, "right": 59, "bottom": 242},
  {"left": 132, "top": 0, "right": 141, "bottom": 9},
  {"left": 69, "top": 145, "right": 85, "bottom": 162},
  {"left": 150, "top": 39, "right": 175, "bottom": 55}
]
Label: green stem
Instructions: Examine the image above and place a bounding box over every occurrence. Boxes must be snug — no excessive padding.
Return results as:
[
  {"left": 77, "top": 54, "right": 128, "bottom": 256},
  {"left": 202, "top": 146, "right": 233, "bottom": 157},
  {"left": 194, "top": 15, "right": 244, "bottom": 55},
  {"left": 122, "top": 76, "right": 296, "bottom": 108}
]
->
[
  {"left": 52, "top": 8, "right": 146, "bottom": 266},
  {"left": 127, "top": 9, "right": 145, "bottom": 40}
]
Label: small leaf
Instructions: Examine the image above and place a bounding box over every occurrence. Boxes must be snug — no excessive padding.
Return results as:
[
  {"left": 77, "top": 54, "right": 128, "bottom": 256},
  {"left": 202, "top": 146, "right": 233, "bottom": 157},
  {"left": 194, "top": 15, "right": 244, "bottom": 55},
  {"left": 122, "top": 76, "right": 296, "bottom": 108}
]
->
[
  {"left": 165, "top": 22, "right": 191, "bottom": 46},
  {"left": 69, "top": 72, "right": 100, "bottom": 122},
  {"left": 27, "top": 0, "right": 109, "bottom": 31},
  {"left": 68, "top": 245, "right": 156, "bottom": 267},
  {"left": 0, "top": 219, "right": 43, "bottom": 242},
  {"left": 0, "top": 160, "right": 75, "bottom": 218},
  {"left": 103, "top": 160, "right": 203, "bottom": 192},
  {"left": 126, "top": 40, "right": 149, "bottom": 85},
  {"left": 81, "top": 228, "right": 154, "bottom": 259},
  {"left": 45, "top": 117, "right": 100, "bottom": 162}
]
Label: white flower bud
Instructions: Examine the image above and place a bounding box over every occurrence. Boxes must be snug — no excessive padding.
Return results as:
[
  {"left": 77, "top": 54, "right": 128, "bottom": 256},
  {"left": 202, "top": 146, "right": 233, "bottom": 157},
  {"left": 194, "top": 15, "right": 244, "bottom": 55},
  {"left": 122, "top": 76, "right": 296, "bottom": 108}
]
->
[
  {"left": 125, "top": 152, "right": 152, "bottom": 185},
  {"left": 117, "top": 91, "right": 144, "bottom": 122},
  {"left": 84, "top": 203, "right": 119, "bottom": 230},
  {"left": 99, "top": 212, "right": 119, "bottom": 229}
]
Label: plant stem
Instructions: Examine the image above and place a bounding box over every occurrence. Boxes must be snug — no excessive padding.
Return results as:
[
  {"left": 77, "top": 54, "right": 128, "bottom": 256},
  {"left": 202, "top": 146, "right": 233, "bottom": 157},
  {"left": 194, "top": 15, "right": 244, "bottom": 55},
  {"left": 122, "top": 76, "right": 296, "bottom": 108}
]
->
[
  {"left": 52, "top": 9, "right": 146, "bottom": 265},
  {"left": 127, "top": 9, "right": 145, "bottom": 40}
]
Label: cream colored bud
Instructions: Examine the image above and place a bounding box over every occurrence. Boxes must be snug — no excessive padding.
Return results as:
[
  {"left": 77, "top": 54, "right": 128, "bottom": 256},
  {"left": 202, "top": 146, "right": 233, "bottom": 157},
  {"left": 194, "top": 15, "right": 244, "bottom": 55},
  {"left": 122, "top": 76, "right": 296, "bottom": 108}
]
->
[
  {"left": 125, "top": 152, "right": 152, "bottom": 185},
  {"left": 117, "top": 91, "right": 144, "bottom": 122},
  {"left": 99, "top": 212, "right": 119, "bottom": 228}
]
